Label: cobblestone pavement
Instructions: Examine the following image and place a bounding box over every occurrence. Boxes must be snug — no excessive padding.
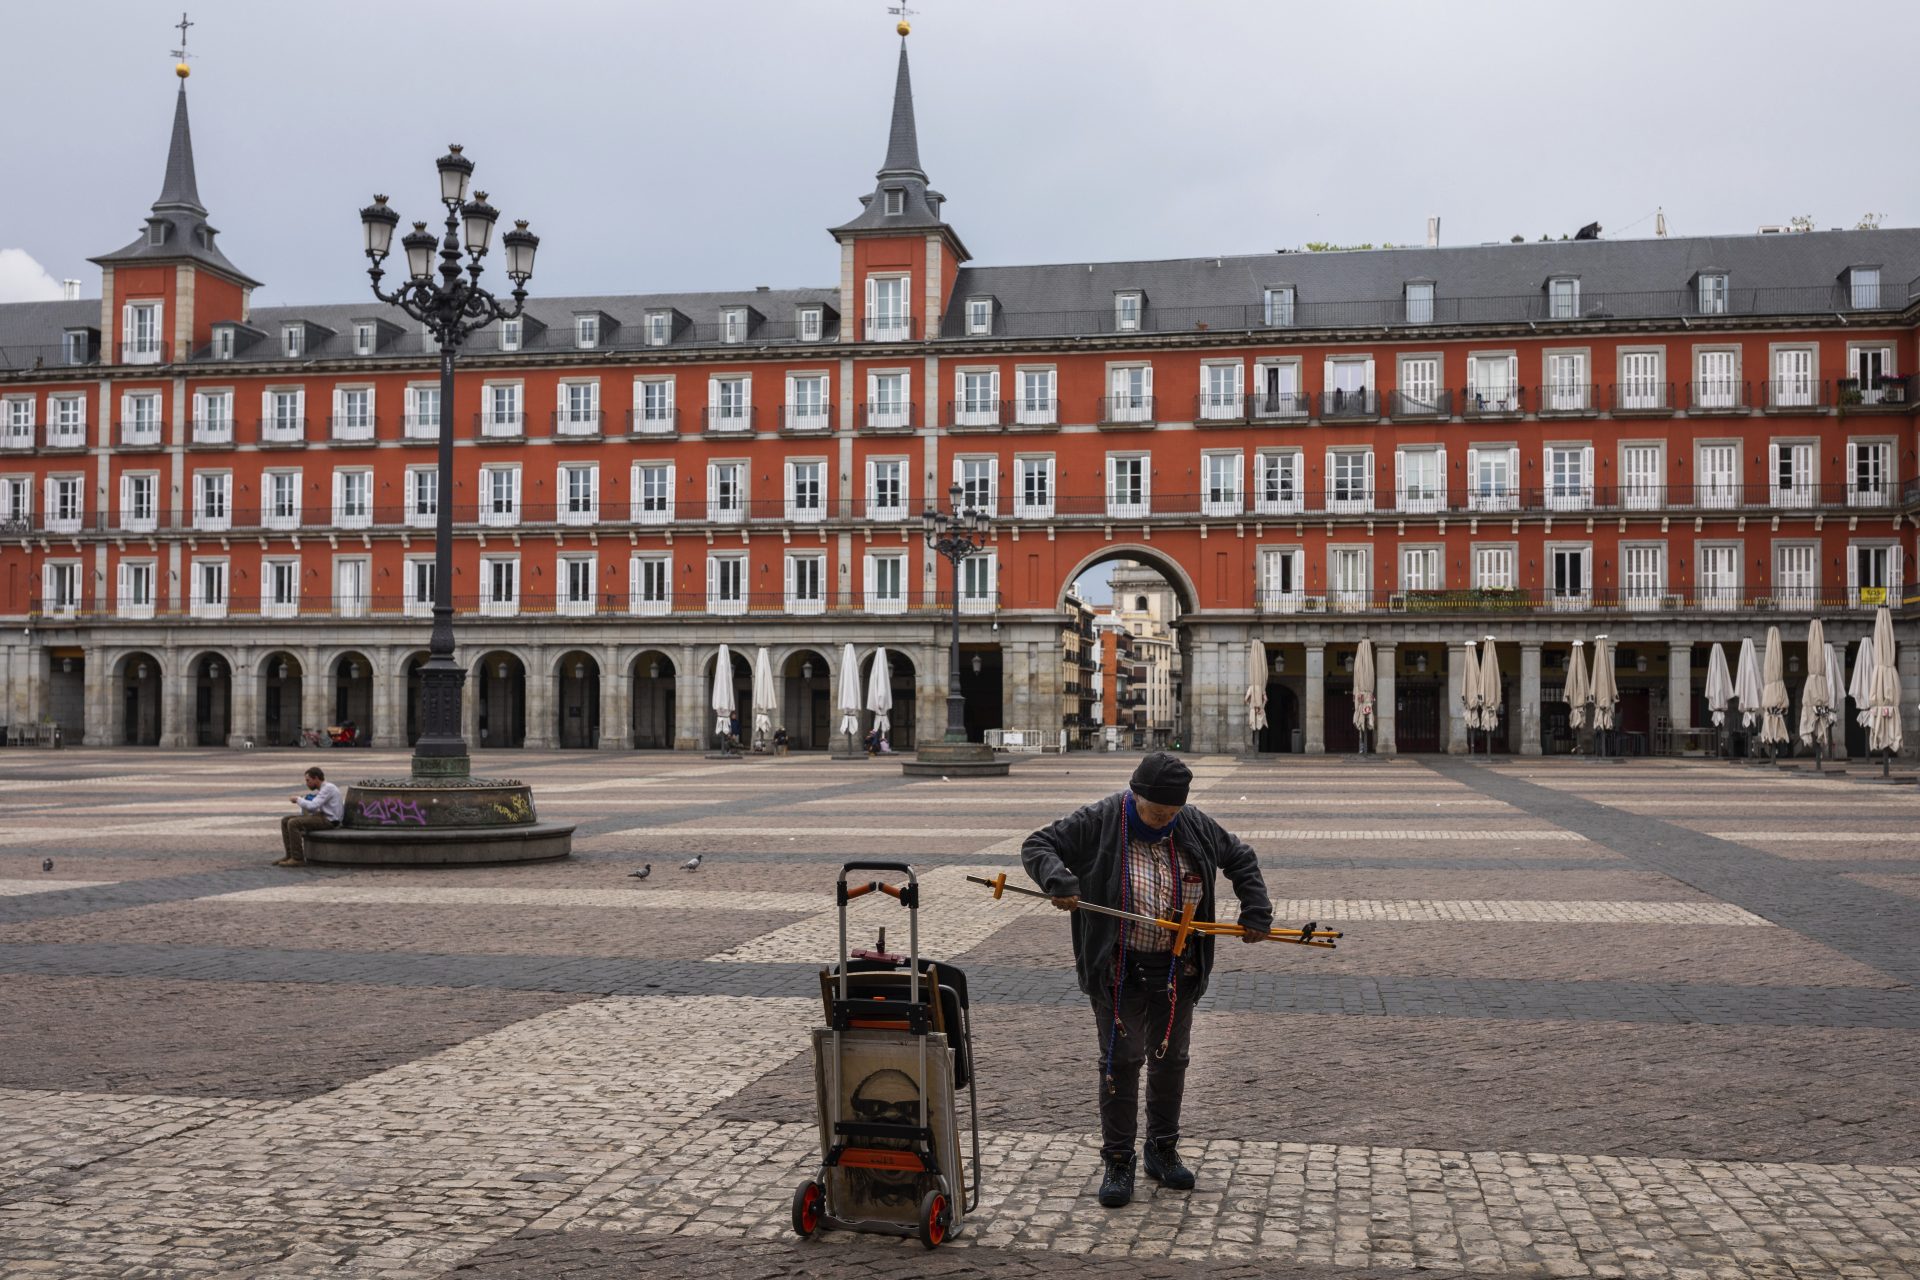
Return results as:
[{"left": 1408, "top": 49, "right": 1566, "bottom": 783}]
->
[{"left": 0, "top": 749, "right": 1915, "bottom": 1278}]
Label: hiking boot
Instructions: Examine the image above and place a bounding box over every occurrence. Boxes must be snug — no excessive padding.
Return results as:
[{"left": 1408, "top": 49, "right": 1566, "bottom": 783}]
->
[
  {"left": 1096, "top": 1152, "right": 1136, "bottom": 1208},
  {"left": 1143, "top": 1138, "right": 1195, "bottom": 1191},
  {"left": 273, "top": 857, "right": 304, "bottom": 868}
]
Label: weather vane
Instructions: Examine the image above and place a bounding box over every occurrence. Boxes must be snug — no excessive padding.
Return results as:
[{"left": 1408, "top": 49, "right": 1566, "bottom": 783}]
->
[
  {"left": 888, "top": 3, "right": 917, "bottom": 35},
  {"left": 171, "top": 11, "right": 195, "bottom": 75}
]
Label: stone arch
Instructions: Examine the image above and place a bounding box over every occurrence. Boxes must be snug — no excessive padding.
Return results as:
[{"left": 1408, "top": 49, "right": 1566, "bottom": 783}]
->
[
  {"left": 700, "top": 648, "right": 754, "bottom": 749},
  {"left": 256, "top": 650, "right": 306, "bottom": 747},
  {"left": 110, "top": 650, "right": 164, "bottom": 746},
  {"left": 1055, "top": 544, "right": 1199, "bottom": 614},
  {"left": 183, "top": 649, "right": 235, "bottom": 747},
  {"left": 855, "top": 648, "right": 918, "bottom": 752},
  {"left": 328, "top": 651, "right": 374, "bottom": 741},
  {"left": 472, "top": 650, "right": 529, "bottom": 749}
]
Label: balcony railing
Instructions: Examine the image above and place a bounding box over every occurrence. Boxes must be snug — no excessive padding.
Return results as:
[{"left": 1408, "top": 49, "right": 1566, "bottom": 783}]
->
[
  {"left": 1012, "top": 398, "right": 1058, "bottom": 427},
  {"left": 116, "top": 420, "right": 164, "bottom": 449},
  {"left": 858, "top": 401, "right": 916, "bottom": 432},
  {"left": 1763, "top": 379, "right": 1832, "bottom": 412},
  {"left": 1684, "top": 380, "right": 1751, "bottom": 413},
  {"left": 1195, "top": 392, "right": 1249, "bottom": 423},
  {"left": 863, "top": 316, "right": 917, "bottom": 342},
  {"left": 699, "top": 407, "right": 754, "bottom": 435},
  {"left": 259, "top": 417, "right": 308, "bottom": 445},
  {"left": 1460, "top": 386, "right": 1525, "bottom": 418},
  {"left": 1099, "top": 395, "right": 1156, "bottom": 426},
  {"left": 329, "top": 414, "right": 377, "bottom": 442},
  {"left": 1838, "top": 375, "right": 1917, "bottom": 409},
  {"left": 1388, "top": 390, "right": 1451, "bottom": 419},
  {"left": 1253, "top": 588, "right": 1902, "bottom": 616},
  {"left": 0, "top": 425, "right": 33, "bottom": 450},
  {"left": 552, "top": 409, "right": 603, "bottom": 437},
  {"left": 947, "top": 399, "right": 1007, "bottom": 429},
  {"left": 627, "top": 407, "right": 679, "bottom": 435},
  {"left": 191, "top": 417, "right": 234, "bottom": 445},
  {"left": 780, "top": 403, "right": 835, "bottom": 432},
  {"left": 477, "top": 411, "right": 525, "bottom": 438},
  {"left": 1252, "top": 390, "right": 1311, "bottom": 419},
  {"left": 1535, "top": 383, "right": 1599, "bottom": 416},
  {"left": 1319, "top": 389, "right": 1379, "bottom": 420},
  {"left": 1610, "top": 382, "right": 1675, "bottom": 414}
]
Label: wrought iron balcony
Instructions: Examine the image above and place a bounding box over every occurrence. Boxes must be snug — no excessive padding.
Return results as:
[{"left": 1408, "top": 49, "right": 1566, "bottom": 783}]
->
[
  {"left": 1610, "top": 382, "right": 1675, "bottom": 415},
  {"left": 1684, "top": 380, "right": 1751, "bottom": 414},
  {"left": 1319, "top": 389, "right": 1380, "bottom": 420},
  {"left": 1535, "top": 383, "right": 1599, "bottom": 416},
  {"left": 1388, "top": 390, "right": 1451, "bottom": 420},
  {"left": 1460, "top": 387, "right": 1525, "bottom": 419}
]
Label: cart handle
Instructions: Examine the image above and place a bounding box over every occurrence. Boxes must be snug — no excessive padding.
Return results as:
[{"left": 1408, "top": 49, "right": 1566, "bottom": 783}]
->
[
  {"left": 840, "top": 860, "right": 915, "bottom": 878},
  {"left": 843, "top": 881, "right": 906, "bottom": 901}
]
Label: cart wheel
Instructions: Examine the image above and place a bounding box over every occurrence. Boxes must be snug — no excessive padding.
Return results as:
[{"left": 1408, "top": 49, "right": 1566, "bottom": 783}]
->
[
  {"left": 917, "top": 1189, "right": 950, "bottom": 1249},
  {"left": 791, "top": 1179, "right": 825, "bottom": 1238}
]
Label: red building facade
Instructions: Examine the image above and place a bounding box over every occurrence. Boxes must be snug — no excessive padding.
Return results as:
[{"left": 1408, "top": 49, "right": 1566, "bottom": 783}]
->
[{"left": 2, "top": 48, "right": 1915, "bottom": 755}]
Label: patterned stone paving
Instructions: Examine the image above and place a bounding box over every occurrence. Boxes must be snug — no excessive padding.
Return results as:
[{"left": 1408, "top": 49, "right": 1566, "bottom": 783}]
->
[{"left": 0, "top": 748, "right": 1914, "bottom": 1278}]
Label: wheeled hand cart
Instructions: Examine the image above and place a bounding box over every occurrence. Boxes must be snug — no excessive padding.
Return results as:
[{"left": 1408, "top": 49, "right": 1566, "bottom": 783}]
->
[{"left": 790, "top": 861, "right": 981, "bottom": 1249}]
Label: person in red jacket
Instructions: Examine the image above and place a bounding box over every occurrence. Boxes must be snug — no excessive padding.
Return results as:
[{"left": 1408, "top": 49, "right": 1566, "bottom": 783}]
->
[{"left": 1021, "top": 752, "right": 1272, "bottom": 1208}]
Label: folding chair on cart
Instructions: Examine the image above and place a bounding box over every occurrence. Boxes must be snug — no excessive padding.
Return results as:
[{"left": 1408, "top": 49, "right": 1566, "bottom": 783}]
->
[{"left": 791, "top": 861, "right": 981, "bottom": 1250}]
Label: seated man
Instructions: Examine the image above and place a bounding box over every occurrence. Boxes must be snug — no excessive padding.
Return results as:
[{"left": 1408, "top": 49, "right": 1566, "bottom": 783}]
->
[{"left": 279, "top": 766, "right": 343, "bottom": 866}]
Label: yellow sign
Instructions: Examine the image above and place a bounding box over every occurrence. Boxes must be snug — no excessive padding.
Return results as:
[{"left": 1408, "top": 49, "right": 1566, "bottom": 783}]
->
[{"left": 1860, "top": 586, "right": 1887, "bottom": 606}]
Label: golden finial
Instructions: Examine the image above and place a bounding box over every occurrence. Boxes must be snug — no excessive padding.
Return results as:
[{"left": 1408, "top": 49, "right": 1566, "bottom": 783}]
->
[{"left": 888, "top": 4, "right": 916, "bottom": 36}]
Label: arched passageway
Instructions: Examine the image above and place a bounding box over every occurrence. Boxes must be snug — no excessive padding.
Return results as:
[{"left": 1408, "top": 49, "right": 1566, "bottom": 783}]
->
[
  {"left": 116, "top": 652, "right": 162, "bottom": 745},
  {"left": 630, "top": 651, "right": 676, "bottom": 749},
  {"left": 781, "top": 649, "right": 833, "bottom": 749},
  {"left": 475, "top": 651, "right": 526, "bottom": 749},
  {"left": 192, "top": 653, "right": 232, "bottom": 746},
  {"left": 556, "top": 651, "right": 600, "bottom": 748},
  {"left": 260, "top": 652, "right": 304, "bottom": 746}
]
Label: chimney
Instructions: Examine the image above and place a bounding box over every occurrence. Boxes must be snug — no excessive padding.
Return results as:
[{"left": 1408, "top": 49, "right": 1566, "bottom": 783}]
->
[
  {"left": 1426, "top": 216, "right": 1441, "bottom": 248},
  {"left": 61, "top": 279, "right": 81, "bottom": 300}
]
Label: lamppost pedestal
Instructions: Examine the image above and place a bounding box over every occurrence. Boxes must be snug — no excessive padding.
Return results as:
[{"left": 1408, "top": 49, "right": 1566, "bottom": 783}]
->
[
  {"left": 905, "top": 486, "right": 1011, "bottom": 778},
  {"left": 902, "top": 738, "right": 1009, "bottom": 777}
]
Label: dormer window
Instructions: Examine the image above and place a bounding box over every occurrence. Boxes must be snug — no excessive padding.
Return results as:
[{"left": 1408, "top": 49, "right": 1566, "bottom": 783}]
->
[
  {"left": 883, "top": 188, "right": 905, "bottom": 216},
  {"left": 212, "top": 327, "right": 234, "bottom": 361},
  {"left": 1547, "top": 276, "right": 1580, "bottom": 319},
  {"left": 282, "top": 325, "right": 304, "bottom": 359},
  {"left": 1264, "top": 286, "right": 1295, "bottom": 327},
  {"left": 1404, "top": 281, "right": 1434, "bottom": 324},
  {"left": 62, "top": 330, "right": 91, "bottom": 366},
  {"left": 575, "top": 315, "right": 599, "bottom": 349},
  {"left": 721, "top": 307, "right": 747, "bottom": 344},
  {"left": 353, "top": 322, "right": 376, "bottom": 356},
  {"left": 967, "top": 297, "right": 992, "bottom": 336},
  {"left": 1697, "top": 272, "right": 1729, "bottom": 315},
  {"left": 646, "top": 312, "right": 670, "bottom": 347},
  {"left": 1114, "top": 292, "right": 1142, "bottom": 332},
  {"left": 798, "top": 307, "right": 823, "bottom": 342},
  {"left": 1850, "top": 266, "right": 1882, "bottom": 309},
  {"left": 500, "top": 319, "right": 521, "bottom": 351},
  {"left": 146, "top": 222, "right": 166, "bottom": 247}
]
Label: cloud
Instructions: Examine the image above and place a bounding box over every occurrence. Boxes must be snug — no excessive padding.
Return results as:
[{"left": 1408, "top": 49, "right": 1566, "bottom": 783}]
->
[{"left": 0, "top": 249, "right": 67, "bottom": 303}]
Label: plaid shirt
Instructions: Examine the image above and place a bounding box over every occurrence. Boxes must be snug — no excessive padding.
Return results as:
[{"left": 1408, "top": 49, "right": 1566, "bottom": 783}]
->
[{"left": 1120, "top": 827, "right": 1198, "bottom": 954}]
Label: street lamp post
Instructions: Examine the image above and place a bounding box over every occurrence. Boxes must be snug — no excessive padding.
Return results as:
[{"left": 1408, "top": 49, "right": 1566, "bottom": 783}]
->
[
  {"left": 923, "top": 482, "right": 989, "bottom": 743},
  {"left": 360, "top": 146, "right": 538, "bottom": 779}
]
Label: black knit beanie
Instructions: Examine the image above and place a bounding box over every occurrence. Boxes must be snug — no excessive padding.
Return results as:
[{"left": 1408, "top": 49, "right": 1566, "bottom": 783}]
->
[{"left": 1129, "top": 752, "right": 1192, "bottom": 807}]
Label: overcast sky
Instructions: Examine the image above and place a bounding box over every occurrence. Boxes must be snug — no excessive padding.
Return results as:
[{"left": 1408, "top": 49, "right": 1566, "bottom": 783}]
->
[{"left": 5, "top": 0, "right": 1919, "bottom": 307}]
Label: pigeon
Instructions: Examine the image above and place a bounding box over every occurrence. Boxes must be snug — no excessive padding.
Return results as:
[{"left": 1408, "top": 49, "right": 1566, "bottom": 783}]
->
[
  {"left": 42, "top": 858, "right": 53, "bottom": 872},
  {"left": 628, "top": 864, "right": 651, "bottom": 880},
  {"left": 681, "top": 854, "right": 703, "bottom": 872}
]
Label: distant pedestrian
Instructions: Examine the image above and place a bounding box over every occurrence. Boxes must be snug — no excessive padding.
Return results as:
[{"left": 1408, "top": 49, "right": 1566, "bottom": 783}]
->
[
  {"left": 279, "top": 767, "right": 343, "bottom": 866},
  {"left": 1022, "top": 751, "right": 1272, "bottom": 1208}
]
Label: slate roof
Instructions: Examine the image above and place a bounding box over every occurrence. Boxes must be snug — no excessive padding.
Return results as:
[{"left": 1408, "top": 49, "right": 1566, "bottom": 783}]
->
[
  {"left": 832, "top": 42, "right": 956, "bottom": 240},
  {"left": 89, "top": 84, "right": 260, "bottom": 287}
]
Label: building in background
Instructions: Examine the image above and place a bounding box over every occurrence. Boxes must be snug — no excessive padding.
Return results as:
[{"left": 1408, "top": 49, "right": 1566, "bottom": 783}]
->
[
  {"left": 1060, "top": 586, "right": 1098, "bottom": 747},
  {"left": 2, "top": 36, "right": 1916, "bottom": 757},
  {"left": 1107, "top": 562, "right": 1181, "bottom": 745}
]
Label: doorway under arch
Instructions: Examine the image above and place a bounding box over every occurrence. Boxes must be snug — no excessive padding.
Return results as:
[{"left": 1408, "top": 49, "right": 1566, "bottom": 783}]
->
[
  {"left": 857, "top": 649, "right": 918, "bottom": 751},
  {"left": 475, "top": 651, "right": 526, "bottom": 749},
  {"left": 331, "top": 652, "right": 373, "bottom": 742},
  {"left": 556, "top": 651, "right": 600, "bottom": 748},
  {"left": 115, "top": 652, "right": 162, "bottom": 746},
  {"left": 630, "top": 651, "right": 676, "bottom": 749},
  {"left": 260, "top": 652, "right": 304, "bottom": 746},
  {"left": 1257, "top": 683, "right": 1299, "bottom": 753},
  {"left": 191, "top": 653, "right": 232, "bottom": 746},
  {"left": 703, "top": 649, "right": 754, "bottom": 749},
  {"left": 781, "top": 649, "right": 834, "bottom": 750}
]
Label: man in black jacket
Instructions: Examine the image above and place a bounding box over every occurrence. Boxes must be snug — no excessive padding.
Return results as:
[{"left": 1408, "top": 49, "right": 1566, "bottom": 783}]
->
[{"left": 1021, "top": 752, "right": 1273, "bottom": 1208}]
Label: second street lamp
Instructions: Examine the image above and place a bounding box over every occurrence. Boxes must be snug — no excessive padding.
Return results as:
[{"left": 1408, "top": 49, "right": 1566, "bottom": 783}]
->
[
  {"left": 905, "top": 483, "right": 1011, "bottom": 776},
  {"left": 359, "top": 145, "right": 537, "bottom": 780}
]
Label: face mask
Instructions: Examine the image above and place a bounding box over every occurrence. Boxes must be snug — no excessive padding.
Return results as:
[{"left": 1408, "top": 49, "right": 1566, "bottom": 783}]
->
[{"left": 1126, "top": 792, "right": 1177, "bottom": 840}]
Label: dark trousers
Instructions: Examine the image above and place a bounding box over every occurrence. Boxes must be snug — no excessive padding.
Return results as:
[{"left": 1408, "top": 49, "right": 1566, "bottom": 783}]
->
[
  {"left": 281, "top": 813, "right": 332, "bottom": 860},
  {"left": 1088, "top": 952, "right": 1198, "bottom": 1161}
]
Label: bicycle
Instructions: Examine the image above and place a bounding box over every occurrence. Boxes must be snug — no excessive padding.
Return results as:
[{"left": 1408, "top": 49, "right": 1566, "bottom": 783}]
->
[{"left": 297, "top": 727, "right": 327, "bottom": 748}]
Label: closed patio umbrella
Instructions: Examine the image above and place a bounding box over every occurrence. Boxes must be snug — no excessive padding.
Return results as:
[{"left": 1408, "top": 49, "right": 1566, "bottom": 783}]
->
[
  {"left": 751, "top": 646, "right": 778, "bottom": 747},
  {"left": 711, "top": 643, "right": 736, "bottom": 741},
  {"left": 1460, "top": 640, "right": 1484, "bottom": 732},
  {"left": 1800, "top": 620, "right": 1832, "bottom": 753},
  {"left": 1849, "top": 635, "right": 1877, "bottom": 730},
  {"left": 1826, "top": 642, "right": 1847, "bottom": 729},
  {"left": 1733, "top": 637, "right": 1763, "bottom": 730},
  {"left": 1705, "top": 643, "right": 1734, "bottom": 728},
  {"left": 1245, "top": 640, "right": 1269, "bottom": 738},
  {"left": 1758, "top": 626, "right": 1790, "bottom": 748},
  {"left": 1867, "top": 605, "right": 1902, "bottom": 762},
  {"left": 1590, "top": 635, "right": 1618, "bottom": 732},
  {"left": 1563, "top": 641, "right": 1590, "bottom": 731},
  {"left": 1352, "top": 640, "right": 1376, "bottom": 749},
  {"left": 837, "top": 642, "right": 862, "bottom": 743},
  {"left": 1478, "top": 637, "right": 1503, "bottom": 744},
  {"left": 866, "top": 646, "right": 894, "bottom": 746}
]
